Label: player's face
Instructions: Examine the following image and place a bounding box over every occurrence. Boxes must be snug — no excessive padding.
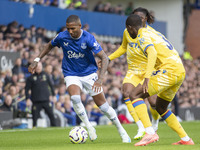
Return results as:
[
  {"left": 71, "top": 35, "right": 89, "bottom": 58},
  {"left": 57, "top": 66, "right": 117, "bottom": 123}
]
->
[
  {"left": 133, "top": 12, "right": 147, "bottom": 27},
  {"left": 35, "top": 62, "right": 43, "bottom": 74},
  {"left": 66, "top": 22, "right": 82, "bottom": 38},
  {"left": 126, "top": 25, "right": 138, "bottom": 39}
]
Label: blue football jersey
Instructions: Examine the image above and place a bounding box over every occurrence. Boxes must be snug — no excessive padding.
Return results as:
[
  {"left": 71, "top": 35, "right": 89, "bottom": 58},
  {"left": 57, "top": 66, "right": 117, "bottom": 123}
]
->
[{"left": 51, "top": 30, "right": 102, "bottom": 77}]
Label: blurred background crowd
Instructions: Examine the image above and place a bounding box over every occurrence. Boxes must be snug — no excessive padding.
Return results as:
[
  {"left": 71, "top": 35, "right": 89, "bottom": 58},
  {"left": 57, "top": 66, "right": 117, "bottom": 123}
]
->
[
  {"left": 0, "top": 0, "right": 200, "bottom": 128},
  {"left": 11, "top": 0, "right": 134, "bottom": 15}
]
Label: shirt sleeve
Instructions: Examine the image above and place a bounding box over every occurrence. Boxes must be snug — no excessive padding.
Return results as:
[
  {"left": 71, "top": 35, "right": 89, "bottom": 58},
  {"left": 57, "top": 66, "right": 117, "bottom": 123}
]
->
[
  {"left": 87, "top": 34, "right": 102, "bottom": 54},
  {"left": 108, "top": 30, "right": 127, "bottom": 61},
  {"left": 51, "top": 33, "right": 60, "bottom": 48},
  {"left": 138, "top": 29, "right": 154, "bottom": 53},
  {"left": 138, "top": 29, "right": 157, "bottom": 78},
  {"left": 144, "top": 47, "right": 157, "bottom": 78}
]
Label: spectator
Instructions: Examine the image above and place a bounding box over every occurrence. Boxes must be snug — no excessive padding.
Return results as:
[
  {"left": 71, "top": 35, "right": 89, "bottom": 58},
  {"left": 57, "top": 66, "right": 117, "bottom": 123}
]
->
[
  {"left": 125, "top": 2, "right": 134, "bottom": 15},
  {"left": 12, "top": 58, "right": 23, "bottom": 75},
  {"left": 0, "top": 95, "right": 13, "bottom": 112},
  {"left": 0, "top": 88, "right": 4, "bottom": 105},
  {"left": 93, "top": 1, "right": 104, "bottom": 12},
  {"left": 82, "top": 23, "right": 90, "bottom": 32}
]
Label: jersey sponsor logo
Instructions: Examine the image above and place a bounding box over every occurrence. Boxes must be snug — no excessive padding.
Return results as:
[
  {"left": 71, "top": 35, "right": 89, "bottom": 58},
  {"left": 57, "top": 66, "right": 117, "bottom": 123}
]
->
[
  {"left": 93, "top": 41, "right": 100, "bottom": 50},
  {"left": 129, "top": 42, "right": 139, "bottom": 48},
  {"left": 81, "top": 43, "right": 87, "bottom": 49},
  {"left": 67, "top": 51, "right": 85, "bottom": 59},
  {"left": 64, "top": 42, "right": 69, "bottom": 47},
  {"left": 139, "top": 38, "right": 145, "bottom": 45}
]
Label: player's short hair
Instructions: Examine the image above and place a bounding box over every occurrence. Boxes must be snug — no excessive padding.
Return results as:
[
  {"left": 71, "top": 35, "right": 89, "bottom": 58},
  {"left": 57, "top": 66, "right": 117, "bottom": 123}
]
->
[
  {"left": 66, "top": 15, "right": 81, "bottom": 24},
  {"left": 132, "top": 7, "right": 155, "bottom": 24},
  {"left": 126, "top": 14, "right": 142, "bottom": 27}
]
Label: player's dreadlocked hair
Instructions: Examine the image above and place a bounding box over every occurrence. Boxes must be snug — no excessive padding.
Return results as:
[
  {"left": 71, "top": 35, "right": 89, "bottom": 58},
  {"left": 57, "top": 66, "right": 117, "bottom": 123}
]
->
[
  {"left": 126, "top": 14, "right": 142, "bottom": 27},
  {"left": 66, "top": 15, "right": 81, "bottom": 24},
  {"left": 132, "top": 7, "right": 155, "bottom": 24}
]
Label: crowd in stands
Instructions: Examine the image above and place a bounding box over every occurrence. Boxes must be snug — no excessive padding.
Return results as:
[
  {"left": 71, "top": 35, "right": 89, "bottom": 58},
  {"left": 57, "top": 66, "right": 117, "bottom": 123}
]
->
[
  {"left": 0, "top": 20, "right": 200, "bottom": 127},
  {"left": 10, "top": 0, "right": 134, "bottom": 15},
  {"left": 11, "top": 0, "right": 88, "bottom": 10}
]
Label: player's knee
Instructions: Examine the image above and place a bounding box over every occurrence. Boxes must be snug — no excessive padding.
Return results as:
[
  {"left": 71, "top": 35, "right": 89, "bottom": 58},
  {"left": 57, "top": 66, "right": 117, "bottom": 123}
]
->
[
  {"left": 99, "top": 102, "right": 109, "bottom": 113},
  {"left": 71, "top": 95, "right": 81, "bottom": 104},
  {"left": 148, "top": 97, "right": 156, "bottom": 107},
  {"left": 155, "top": 105, "right": 167, "bottom": 115}
]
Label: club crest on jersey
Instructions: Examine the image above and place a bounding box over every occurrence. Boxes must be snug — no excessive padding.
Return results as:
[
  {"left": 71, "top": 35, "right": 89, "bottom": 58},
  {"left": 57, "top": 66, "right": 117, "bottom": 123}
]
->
[
  {"left": 33, "top": 76, "right": 37, "bottom": 81},
  {"left": 81, "top": 43, "right": 87, "bottom": 49},
  {"left": 64, "top": 42, "right": 69, "bottom": 47}
]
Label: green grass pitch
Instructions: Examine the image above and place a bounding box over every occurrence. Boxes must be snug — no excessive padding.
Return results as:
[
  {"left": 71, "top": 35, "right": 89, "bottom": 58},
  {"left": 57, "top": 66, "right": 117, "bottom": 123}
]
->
[{"left": 0, "top": 121, "right": 199, "bottom": 150}]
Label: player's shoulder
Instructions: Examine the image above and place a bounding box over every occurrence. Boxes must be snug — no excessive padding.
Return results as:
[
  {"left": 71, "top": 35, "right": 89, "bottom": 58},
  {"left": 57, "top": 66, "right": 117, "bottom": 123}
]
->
[
  {"left": 146, "top": 25, "right": 154, "bottom": 31},
  {"left": 137, "top": 28, "right": 149, "bottom": 37},
  {"left": 82, "top": 30, "right": 94, "bottom": 38},
  {"left": 124, "top": 28, "right": 128, "bottom": 34},
  {"left": 57, "top": 30, "right": 70, "bottom": 38}
]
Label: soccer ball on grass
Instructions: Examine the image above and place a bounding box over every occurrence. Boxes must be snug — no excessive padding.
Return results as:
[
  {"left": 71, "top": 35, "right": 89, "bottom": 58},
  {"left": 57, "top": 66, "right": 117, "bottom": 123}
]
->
[{"left": 69, "top": 126, "right": 88, "bottom": 144}]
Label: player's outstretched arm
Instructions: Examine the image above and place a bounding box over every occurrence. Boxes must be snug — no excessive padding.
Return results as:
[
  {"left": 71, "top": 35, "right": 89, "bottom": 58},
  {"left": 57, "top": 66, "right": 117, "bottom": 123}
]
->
[
  {"left": 28, "top": 42, "right": 54, "bottom": 74},
  {"left": 92, "top": 50, "right": 109, "bottom": 93},
  {"left": 96, "top": 50, "right": 109, "bottom": 82},
  {"left": 143, "top": 46, "right": 157, "bottom": 93}
]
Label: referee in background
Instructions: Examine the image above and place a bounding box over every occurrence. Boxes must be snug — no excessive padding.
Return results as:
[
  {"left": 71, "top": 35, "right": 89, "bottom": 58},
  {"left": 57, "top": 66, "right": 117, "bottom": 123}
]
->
[{"left": 25, "top": 62, "right": 56, "bottom": 127}]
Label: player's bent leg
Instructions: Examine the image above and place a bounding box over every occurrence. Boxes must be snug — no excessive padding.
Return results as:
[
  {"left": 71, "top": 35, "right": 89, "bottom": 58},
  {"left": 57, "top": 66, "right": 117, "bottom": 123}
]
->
[
  {"left": 148, "top": 95, "right": 160, "bottom": 132},
  {"left": 156, "top": 97, "right": 194, "bottom": 145},
  {"left": 99, "top": 102, "right": 131, "bottom": 143},
  {"left": 71, "top": 95, "right": 97, "bottom": 141},
  {"left": 149, "top": 106, "right": 159, "bottom": 132},
  {"left": 123, "top": 84, "right": 145, "bottom": 140},
  {"left": 131, "top": 98, "right": 159, "bottom": 146},
  {"left": 94, "top": 93, "right": 131, "bottom": 143},
  {"left": 131, "top": 98, "right": 153, "bottom": 131},
  {"left": 129, "top": 84, "right": 159, "bottom": 145}
]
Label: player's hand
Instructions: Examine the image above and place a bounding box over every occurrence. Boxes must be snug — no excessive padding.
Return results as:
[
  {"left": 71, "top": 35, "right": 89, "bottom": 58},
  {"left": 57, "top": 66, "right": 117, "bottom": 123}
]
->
[
  {"left": 142, "top": 78, "right": 149, "bottom": 93},
  {"left": 97, "top": 60, "right": 102, "bottom": 69},
  {"left": 92, "top": 79, "right": 102, "bottom": 93},
  {"left": 28, "top": 61, "right": 38, "bottom": 74}
]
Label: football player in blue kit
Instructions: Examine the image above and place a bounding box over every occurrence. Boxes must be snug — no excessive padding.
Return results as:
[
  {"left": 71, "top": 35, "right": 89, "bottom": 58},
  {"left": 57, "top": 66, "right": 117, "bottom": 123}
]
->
[{"left": 28, "top": 15, "right": 131, "bottom": 143}]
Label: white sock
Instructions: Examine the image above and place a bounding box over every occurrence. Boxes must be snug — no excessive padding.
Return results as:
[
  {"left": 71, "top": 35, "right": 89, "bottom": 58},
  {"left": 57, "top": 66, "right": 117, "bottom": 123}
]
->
[
  {"left": 99, "top": 102, "right": 125, "bottom": 134},
  {"left": 181, "top": 136, "right": 190, "bottom": 141},
  {"left": 107, "top": 107, "right": 125, "bottom": 132},
  {"left": 152, "top": 118, "right": 159, "bottom": 131},
  {"left": 73, "top": 102, "right": 92, "bottom": 128},
  {"left": 136, "top": 120, "right": 145, "bottom": 131},
  {"left": 145, "top": 126, "right": 155, "bottom": 135}
]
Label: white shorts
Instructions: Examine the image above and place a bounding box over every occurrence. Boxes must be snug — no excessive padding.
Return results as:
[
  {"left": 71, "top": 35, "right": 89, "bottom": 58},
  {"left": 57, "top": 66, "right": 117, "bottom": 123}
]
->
[{"left": 64, "top": 73, "right": 103, "bottom": 96}]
